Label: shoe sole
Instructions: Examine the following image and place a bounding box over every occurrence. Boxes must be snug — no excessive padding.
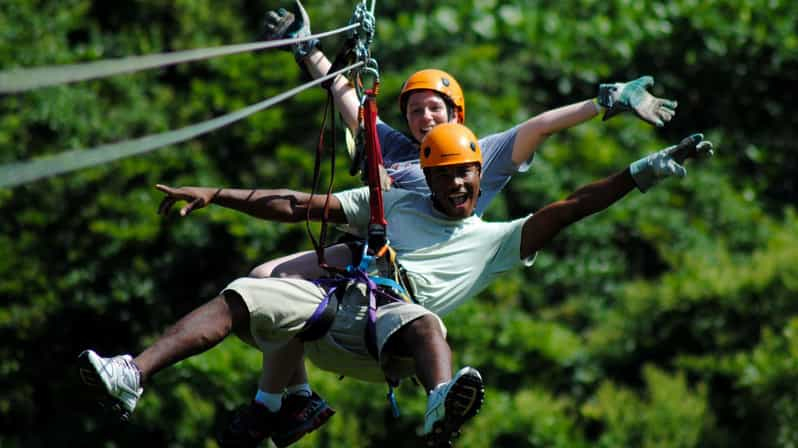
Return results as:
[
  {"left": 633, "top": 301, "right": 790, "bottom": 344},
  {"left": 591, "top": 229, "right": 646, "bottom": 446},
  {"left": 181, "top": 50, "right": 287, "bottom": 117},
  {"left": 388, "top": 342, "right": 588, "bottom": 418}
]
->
[
  {"left": 271, "top": 404, "right": 336, "bottom": 448},
  {"left": 77, "top": 351, "right": 133, "bottom": 422},
  {"left": 425, "top": 371, "right": 485, "bottom": 447}
]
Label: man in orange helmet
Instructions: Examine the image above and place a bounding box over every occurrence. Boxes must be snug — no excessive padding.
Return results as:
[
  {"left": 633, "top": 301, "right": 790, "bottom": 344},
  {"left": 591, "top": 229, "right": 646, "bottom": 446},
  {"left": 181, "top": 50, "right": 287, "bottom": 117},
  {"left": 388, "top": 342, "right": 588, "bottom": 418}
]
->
[{"left": 80, "top": 123, "right": 712, "bottom": 447}]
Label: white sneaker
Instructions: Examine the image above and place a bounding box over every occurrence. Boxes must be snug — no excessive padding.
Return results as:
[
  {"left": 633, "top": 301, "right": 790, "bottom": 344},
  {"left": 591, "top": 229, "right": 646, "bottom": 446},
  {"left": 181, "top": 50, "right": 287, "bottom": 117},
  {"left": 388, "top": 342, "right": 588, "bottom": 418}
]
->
[
  {"left": 78, "top": 349, "right": 143, "bottom": 421},
  {"left": 423, "top": 366, "right": 485, "bottom": 447}
]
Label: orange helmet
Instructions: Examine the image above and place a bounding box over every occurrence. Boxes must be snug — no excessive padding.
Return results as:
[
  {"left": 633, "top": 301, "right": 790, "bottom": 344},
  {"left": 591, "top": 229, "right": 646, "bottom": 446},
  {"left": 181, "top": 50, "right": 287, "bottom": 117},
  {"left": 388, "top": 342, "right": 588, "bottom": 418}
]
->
[
  {"left": 399, "top": 69, "right": 465, "bottom": 123},
  {"left": 419, "top": 123, "right": 482, "bottom": 169}
]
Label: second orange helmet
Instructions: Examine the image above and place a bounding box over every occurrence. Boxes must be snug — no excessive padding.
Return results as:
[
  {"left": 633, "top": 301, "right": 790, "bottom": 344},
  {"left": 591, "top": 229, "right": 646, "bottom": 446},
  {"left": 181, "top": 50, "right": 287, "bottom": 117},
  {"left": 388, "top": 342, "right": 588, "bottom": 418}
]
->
[{"left": 399, "top": 69, "right": 465, "bottom": 123}]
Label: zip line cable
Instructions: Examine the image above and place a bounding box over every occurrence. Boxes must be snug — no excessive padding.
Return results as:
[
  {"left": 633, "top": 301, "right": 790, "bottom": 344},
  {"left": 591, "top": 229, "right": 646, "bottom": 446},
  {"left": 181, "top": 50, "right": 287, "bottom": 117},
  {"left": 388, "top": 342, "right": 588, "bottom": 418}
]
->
[
  {"left": 0, "top": 1, "right": 378, "bottom": 188},
  {"left": 0, "top": 24, "right": 358, "bottom": 94},
  {"left": 0, "top": 62, "right": 363, "bottom": 188}
]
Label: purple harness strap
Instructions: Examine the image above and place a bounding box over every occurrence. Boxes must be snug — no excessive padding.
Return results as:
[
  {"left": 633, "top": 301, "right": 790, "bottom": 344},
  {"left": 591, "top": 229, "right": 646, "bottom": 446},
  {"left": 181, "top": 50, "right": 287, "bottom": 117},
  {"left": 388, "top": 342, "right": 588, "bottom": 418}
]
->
[
  {"left": 297, "top": 278, "right": 341, "bottom": 342},
  {"left": 305, "top": 270, "right": 406, "bottom": 358},
  {"left": 308, "top": 272, "right": 408, "bottom": 417}
]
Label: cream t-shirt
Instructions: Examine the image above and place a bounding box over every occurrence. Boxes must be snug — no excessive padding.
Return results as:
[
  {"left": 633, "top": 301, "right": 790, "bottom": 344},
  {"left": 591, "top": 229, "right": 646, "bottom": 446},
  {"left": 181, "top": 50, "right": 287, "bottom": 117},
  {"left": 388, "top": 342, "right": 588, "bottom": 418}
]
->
[{"left": 335, "top": 187, "right": 534, "bottom": 316}]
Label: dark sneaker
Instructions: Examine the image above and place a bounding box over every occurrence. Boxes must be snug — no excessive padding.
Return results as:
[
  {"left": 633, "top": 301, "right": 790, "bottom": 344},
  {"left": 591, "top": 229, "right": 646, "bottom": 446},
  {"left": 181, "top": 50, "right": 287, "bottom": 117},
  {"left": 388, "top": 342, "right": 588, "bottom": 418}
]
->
[
  {"left": 271, "top": 392, "right": 336, "bottom": 448},
  {"left": 77, "top": 349, "right": 143, "bottom": 421},
  {"left": 218, "top": 401, "right": 278, "bottom": 448},
  {"left": 423, "top": 366, "right": 485, "bottom": 447}
]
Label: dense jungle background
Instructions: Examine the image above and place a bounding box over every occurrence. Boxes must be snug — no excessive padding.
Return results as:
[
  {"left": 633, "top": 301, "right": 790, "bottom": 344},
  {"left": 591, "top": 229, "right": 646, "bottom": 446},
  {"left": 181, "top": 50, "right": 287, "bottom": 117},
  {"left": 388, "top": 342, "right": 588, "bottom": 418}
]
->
[{"left": 2, "top": 0, "right": 797, "bottom": 446}]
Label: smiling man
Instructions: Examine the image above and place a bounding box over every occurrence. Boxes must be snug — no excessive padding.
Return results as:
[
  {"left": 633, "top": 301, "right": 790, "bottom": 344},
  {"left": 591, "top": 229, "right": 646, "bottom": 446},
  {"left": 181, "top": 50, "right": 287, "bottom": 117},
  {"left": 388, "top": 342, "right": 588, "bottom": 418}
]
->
[{"left": 79, "top": 124, "right": 713, "bottom": 447}]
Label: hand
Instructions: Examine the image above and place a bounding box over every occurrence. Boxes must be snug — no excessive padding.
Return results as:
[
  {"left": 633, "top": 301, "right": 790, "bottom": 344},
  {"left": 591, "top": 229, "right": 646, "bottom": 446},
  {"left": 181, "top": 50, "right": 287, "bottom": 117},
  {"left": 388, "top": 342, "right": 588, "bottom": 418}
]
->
[
  {"left": 669, "top": 133, "right": 715, "bottom": 164},
  {"left": 261, "top": 8, "right": 295, "bottom": 41},
  {"left": 598, "top": 76, "right": 678, "bottom": 127},
  {"left": 629, "top": 133, "right": 714, "bottom": 192},
  {"left": 261, "top": 1, "right": 318, "bottom": 60},
  {"left": 155, "top": 184, "right": 219, "bottom": 217}
]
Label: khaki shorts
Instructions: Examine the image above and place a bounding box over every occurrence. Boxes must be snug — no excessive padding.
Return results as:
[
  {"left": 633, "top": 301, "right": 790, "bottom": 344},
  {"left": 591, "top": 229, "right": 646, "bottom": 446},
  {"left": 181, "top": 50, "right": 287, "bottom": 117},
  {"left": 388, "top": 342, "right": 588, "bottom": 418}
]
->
[{"left": 222, "top": 277, "right": 446, "bottom": 383}]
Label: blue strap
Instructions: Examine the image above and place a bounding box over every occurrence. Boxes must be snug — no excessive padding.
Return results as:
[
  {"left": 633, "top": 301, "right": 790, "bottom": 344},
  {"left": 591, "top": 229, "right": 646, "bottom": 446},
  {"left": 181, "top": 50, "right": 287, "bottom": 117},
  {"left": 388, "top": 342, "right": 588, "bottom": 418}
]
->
[
  {"left": 370, "top": 276, "right": 412, "bottom": 303},
  {"left": 387, "top": 384, "right": 401, "bottom": 417},
  {"left": 350, "top": 242, "right": 413, "bottom": 303},
  {"left": 356, "top": 242, "right": 372, "bottom": 272}
]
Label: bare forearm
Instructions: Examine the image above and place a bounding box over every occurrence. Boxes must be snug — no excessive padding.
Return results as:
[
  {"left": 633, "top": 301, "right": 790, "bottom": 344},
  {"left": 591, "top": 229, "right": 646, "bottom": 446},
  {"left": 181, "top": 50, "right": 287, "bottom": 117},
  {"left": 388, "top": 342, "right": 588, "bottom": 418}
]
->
[
  {"left": 534, "top": 99, "right": 600, "bottom": 135},
  {"left": 512, "top": 100, "right": 600, "bottom": 165},
  {"left": 563, "top": 168, "right": 636, "bottom": 221},
  {"left": 209, "top": 188, "right": 313, "bottom": 222},
  {"left": 301, "top": 49, "right": 360, "bottom": 132}
]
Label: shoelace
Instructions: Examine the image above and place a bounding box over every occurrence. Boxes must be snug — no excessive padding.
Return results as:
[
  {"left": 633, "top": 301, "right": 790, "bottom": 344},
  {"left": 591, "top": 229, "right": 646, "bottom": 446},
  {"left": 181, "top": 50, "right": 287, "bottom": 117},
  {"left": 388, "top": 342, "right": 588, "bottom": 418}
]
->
[{"left": 103, "top": 357, "right": 139, "bottom": 392}]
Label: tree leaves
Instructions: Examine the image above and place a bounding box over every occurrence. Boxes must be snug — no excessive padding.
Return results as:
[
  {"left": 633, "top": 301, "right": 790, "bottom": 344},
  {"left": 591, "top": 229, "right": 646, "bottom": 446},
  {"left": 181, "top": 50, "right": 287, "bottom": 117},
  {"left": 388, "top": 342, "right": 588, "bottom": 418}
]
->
[{"left": 1, "top": 0, "right": 797, "bottom": 446}]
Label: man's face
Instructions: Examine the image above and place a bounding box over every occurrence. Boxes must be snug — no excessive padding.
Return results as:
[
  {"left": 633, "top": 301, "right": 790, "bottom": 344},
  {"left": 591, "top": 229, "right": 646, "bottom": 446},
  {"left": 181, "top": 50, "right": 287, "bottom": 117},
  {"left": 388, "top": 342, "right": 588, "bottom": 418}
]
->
[
  {"left": 405, "top": 90, "right": 456, "bottom": 143},
  {"left": 424, "top": 162, "right": 482, "bottom": 219}
]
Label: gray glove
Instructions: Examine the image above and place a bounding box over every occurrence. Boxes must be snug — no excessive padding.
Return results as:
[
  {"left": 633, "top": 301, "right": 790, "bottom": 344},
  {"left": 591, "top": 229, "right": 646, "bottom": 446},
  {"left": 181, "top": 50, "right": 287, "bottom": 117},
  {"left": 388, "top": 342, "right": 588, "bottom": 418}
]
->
[
  {"left": 630, "top": 133, "right": 714, "bottom": 192},
  {"left": 598, "top": 76, "right": 678, "bottom": 127},
  {"left": 261, "top": 1, "right": 319, "bottom": 60}
]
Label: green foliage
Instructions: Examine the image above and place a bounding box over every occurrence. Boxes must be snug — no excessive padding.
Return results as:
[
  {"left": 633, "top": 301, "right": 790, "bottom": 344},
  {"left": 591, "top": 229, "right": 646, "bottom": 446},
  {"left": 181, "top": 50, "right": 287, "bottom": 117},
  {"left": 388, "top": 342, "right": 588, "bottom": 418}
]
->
[
  {"left": 583, "top": 365, "right": 709, "bottom": 448},
  {"left": 1, "top": 0, "right": 797, "bottom": 447}
]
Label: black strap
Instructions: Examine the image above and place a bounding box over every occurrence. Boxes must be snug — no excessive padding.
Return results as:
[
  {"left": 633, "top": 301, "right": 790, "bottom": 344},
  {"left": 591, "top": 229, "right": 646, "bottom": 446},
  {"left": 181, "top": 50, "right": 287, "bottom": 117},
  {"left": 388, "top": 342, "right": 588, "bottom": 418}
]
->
[
  {"left": 320, "top": 37, "right": 357, "bottom": 91},
  {"left": 305, "top": 91, "right": 345, "bottom": 276}
]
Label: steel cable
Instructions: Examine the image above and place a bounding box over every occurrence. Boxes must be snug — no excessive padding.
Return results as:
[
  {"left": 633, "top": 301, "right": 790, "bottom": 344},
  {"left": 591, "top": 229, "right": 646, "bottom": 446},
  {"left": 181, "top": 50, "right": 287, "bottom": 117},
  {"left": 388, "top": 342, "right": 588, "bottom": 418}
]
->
[
  {"left": 0, "top": 24, "right": 358, "bottom": 94},
  {"left": 0, "top": 62, "right": 362, "bottom": 188}
]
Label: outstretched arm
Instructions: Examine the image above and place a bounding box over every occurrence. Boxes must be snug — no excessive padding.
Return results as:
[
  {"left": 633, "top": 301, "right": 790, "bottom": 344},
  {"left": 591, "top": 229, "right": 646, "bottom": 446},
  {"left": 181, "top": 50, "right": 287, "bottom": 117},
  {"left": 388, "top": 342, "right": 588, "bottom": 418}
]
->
[
  {"left": 519, "top": 134, "right": 714, "bottom": 259},
  {"left": 511, "top": 100, "right": 599, "bottom": 165},
  {"left": 511, "top": 76, "right": 678, "bottom": 166},
  {"left": 154, "top": 185, "right": 347, "bottom": 224}
]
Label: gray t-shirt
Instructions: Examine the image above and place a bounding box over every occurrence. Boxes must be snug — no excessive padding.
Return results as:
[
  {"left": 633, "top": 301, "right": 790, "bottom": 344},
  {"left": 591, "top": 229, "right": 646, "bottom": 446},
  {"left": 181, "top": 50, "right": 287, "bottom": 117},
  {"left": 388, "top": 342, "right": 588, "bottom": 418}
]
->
[
  {"left": 377, "top": 121, "right": 531, "bottom": 216},
  {"left": 335, "top": 187, "right": 534, "bottom": 317}
]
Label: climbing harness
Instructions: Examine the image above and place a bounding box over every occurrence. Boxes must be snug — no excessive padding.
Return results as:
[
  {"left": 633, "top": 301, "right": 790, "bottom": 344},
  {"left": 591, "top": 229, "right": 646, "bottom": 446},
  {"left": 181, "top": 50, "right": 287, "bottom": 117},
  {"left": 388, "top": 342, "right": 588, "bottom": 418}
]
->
[
  {"left": 304, "top": 0, "right": 384, "bottom": 271},
  {"left": 291, "top": 1, "right": 419, "bottom": 417},
  {"left": 303, "top": 0, "right": 409, "bottom": 308}
]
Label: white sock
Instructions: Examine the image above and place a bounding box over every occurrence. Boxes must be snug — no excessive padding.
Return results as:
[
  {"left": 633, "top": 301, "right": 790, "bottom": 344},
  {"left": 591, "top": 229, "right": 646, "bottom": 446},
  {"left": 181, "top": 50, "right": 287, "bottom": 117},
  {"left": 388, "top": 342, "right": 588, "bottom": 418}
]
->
[
  {"left": 254, "top": 389, "right": 283, "bottom": 412},
  {"left": 285, "top": 383, "right": 312, "bottom": 398}
]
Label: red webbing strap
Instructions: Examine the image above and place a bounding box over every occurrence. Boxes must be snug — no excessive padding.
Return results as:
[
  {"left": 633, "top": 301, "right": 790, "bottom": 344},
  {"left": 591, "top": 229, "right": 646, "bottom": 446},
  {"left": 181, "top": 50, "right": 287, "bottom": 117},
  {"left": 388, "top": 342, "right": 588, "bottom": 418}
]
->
[{"left": 362, "top": 85, "right": 387, "bottom": 252}]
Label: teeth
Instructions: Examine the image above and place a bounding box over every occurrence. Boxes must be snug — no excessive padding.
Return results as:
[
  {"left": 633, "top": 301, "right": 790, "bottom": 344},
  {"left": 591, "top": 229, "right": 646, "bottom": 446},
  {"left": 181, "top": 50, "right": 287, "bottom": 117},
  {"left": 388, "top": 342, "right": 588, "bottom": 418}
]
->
[{"left": 449, "top": 194, "right": 467, "bottom": 205}]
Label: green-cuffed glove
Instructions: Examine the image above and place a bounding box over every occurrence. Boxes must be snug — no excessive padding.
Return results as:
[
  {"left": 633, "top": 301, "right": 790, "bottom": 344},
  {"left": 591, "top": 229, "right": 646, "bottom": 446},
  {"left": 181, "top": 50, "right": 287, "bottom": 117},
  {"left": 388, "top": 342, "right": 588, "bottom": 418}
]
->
[
  {"left": 598, "top": 76, "right": 678, "bottom": 127},
  {"left": 630, "top": 133, "right": 714, "bottom": 192},
  {"left": 261, "top": 0, "right": 319, "bottom": 61}
]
